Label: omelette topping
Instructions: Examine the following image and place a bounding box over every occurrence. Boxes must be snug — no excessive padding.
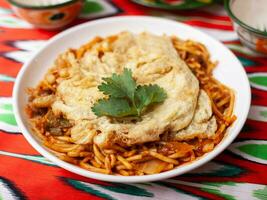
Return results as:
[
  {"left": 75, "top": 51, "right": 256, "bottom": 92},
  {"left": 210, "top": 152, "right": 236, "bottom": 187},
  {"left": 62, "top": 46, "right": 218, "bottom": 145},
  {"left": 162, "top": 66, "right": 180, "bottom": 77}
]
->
[{"left": 50, "top": 32, "right": 208, "bottom": 147}]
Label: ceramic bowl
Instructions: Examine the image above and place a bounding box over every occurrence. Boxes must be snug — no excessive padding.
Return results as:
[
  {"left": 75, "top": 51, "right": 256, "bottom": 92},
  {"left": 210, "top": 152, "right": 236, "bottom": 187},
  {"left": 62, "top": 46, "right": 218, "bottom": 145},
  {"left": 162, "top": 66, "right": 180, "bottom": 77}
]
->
[
  {"left": 225, "top": 0, "right": 267, "bottom": 55},
  {"left": 131, "top": 0, "right": 217, "bottom": 10},
  {"left": 13, "top": 16, "right": 251, "bottom": 183},
  {"left": 7, "top": 0, "right": 84, "bottom": 30}
]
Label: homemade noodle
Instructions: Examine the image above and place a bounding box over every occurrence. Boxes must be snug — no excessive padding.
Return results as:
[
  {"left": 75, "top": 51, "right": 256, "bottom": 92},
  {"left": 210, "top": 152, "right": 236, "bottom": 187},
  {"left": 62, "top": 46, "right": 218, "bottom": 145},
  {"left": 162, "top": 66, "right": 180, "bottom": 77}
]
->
[{"left": 26, "top": 34, "right": 236, "bottom": 176}]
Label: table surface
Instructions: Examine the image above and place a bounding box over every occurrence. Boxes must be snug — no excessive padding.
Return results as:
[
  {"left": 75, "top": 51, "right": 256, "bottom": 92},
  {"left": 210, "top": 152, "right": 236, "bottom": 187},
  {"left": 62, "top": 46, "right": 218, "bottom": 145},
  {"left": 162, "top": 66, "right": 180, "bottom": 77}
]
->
[{"left": 0, "top": 0, "right": 267, "bottom": 199}]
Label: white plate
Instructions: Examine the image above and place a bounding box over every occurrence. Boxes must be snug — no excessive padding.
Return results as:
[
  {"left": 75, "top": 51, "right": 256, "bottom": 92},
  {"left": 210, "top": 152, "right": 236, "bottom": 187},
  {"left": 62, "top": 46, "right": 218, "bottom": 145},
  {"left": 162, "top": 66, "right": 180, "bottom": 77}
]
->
[{"left": 13, "top": 16, "right": 251, "bottom": 183}]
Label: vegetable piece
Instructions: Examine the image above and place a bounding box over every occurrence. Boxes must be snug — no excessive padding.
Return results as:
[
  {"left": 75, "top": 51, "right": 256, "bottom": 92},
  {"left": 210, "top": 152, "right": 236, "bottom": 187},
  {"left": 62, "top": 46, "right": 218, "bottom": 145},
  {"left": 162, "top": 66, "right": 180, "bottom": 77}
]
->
[
  {"left": 158, "top": 142, "right": 193, "bottom": 156},
  {"left": 49, "top": 127, "right": 62, "bottom": 136},
  {"left": 45, "top": 110, "right": 72, "bottom": 135},
  {"left": 137, "top": 159, "right": 168, "bottom": 174},
  {"left": 92, "top": 68, "right": 167, "bottom": 118}
]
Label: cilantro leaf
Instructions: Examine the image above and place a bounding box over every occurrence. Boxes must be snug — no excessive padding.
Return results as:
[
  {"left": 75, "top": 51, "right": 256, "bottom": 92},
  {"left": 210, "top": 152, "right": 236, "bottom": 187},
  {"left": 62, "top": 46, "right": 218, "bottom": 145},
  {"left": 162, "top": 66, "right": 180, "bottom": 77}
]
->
[
  {"left": 92, "top": 68, "right": 167, "bottom": 118},
  {"left": 98, "top": 68, "right": 136, "bottom": 100},
  {"left": 135, "top": 84, "right": 167, "bottom": 115},
  {"left": 92, "top": 98, "right": 137, "bottom": 117}
]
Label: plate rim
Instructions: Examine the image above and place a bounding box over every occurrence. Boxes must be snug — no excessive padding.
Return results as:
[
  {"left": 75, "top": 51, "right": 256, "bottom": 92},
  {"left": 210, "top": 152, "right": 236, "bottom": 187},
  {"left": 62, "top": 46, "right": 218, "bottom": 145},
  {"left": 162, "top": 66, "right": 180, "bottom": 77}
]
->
[{"left": 13, "top": 16, "right": 251, "bottom": 183}]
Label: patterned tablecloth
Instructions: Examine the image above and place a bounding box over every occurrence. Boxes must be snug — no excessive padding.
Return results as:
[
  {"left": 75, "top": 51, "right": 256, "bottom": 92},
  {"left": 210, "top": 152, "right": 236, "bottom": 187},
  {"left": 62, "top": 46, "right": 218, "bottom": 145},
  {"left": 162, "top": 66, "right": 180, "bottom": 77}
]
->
[{"left": 0, "top": 0, "right": 267, "bottom": 199}]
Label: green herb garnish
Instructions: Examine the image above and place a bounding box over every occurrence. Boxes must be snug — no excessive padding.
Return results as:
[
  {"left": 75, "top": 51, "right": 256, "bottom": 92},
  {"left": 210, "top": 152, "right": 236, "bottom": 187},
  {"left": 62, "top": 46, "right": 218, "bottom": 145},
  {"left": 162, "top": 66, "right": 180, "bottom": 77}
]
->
[{"left": 92, "top": 68, "right": 167, "bottom": 118}]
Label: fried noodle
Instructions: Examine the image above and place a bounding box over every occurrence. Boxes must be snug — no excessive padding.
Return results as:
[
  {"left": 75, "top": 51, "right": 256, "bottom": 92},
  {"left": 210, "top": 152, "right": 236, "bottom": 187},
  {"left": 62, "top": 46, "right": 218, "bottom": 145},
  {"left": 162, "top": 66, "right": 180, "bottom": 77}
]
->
[{"left": 26, "top": 35, "right": 236, "bottom": 176}]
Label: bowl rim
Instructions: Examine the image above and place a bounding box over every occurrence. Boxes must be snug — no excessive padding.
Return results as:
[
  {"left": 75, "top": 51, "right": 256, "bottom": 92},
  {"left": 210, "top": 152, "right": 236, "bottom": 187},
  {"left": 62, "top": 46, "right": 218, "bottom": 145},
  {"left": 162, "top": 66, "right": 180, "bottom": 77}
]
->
[
  {"left": 13, "top": 16, "right": 251, "bottom": 183},
  {"left": 131, "top": 0, "right": 212, "bottom": 10},
  {"left": 7, "top": 0, "right": 80, "bottom": 10},
  {"left": 225, "top": 0, "right": 267, "bottom": 37}
]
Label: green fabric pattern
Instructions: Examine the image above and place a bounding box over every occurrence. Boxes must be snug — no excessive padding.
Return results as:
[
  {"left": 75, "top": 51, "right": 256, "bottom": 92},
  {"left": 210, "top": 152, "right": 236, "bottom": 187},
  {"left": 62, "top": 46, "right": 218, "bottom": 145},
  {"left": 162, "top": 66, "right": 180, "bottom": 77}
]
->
[
  {"left": 0, "top": 16, "right": 31, "bottom": 28},
  {"left": 253, "top": 186, "right": 267, "bottom": 200},
  {"left": 64, "top": 178, "right": 154, "bottom": 198},
  {"left": 237, "top": 56, "right": 257, "bottom": 66},
  {"left": 204, "top": 182, "right": 236, "bottom": 187},
  {"left": 64, "top": 179, "right": 116, "bottom": 200},
  {"left": 0, "top": 113, "right": 17, "bottom": 126},
  {"left": 260, "top": 111, "right": 267, "bottom": 118},
  {"left": 157, "top": 182, "right": 207, "bottom": 200},
  {"left": 101, "top": 183, "right": 153, "bottom": 197},
  {"left": 1, "top": 19, "right": 16, "bottom": 24},
  {"left": 249, "top": 76, "right": 267, "bottom": 87},
  {"left": 186, "top": 162, "right": 244, "bottom": 177},
  {"left": 0, "top": 151, "right": 55, "bottom": 166},
  {"left": 202, "top": 188, "right": 236, "bottom": 200},
  {"left": 0, "top": 7, "right": 11, "bottom": 14},
  {"left": 208, "top": 165, "right": 244, "bottom": 177},
  {"left": 0, "top": 104, "right": 13, "bottom": 112},
  {"left": 238, "top": 144, "right": 267, "bottom": 160},
  {"left": 0, "top": 74, "right": 15, "bottom": 82},
  {"left": 226, "top": 44, "right": 261, "bottom": 57}
]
